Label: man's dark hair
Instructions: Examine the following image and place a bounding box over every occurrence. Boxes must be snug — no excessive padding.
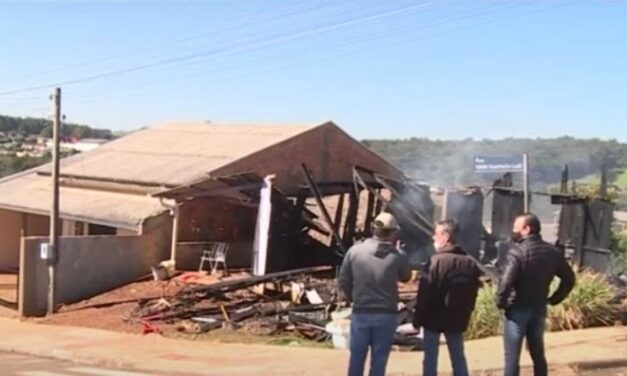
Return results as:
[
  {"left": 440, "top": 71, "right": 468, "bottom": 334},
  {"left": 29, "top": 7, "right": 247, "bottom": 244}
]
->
[
  {"left": 518, "top": 213, "right": 541, "bottom": 234},
  {"left": 436, "top": 219, "right": 459, "bottom": 243}
]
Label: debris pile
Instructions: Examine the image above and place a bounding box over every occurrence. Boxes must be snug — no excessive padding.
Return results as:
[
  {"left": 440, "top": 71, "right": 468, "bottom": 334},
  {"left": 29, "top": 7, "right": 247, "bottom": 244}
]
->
[{"left": 124, "top": 266, "right": 423, "bottom": 350}]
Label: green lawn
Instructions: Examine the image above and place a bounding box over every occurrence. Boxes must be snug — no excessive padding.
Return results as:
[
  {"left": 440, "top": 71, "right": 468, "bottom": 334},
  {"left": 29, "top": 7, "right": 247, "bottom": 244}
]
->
[
  {"left": 578, "top": 173, "right": 602, "bottom": 184},
  {"left": 614, "top": 169, "right": 627, "bottom": 189},
  {"left": 577, "top": 169, "right": 627, "bottom": 188}
]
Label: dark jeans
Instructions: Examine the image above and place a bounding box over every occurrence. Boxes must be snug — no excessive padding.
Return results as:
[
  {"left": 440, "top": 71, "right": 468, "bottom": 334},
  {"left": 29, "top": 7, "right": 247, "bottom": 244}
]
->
[
  {"left": 348, "top": 313, "right": 397, "bottom": 376},
  {"left": 503, "top": 305, "right": 548, "bottom": 376},
  {"left": 423, "top": 329, "right": 469, "bottom": 376}
]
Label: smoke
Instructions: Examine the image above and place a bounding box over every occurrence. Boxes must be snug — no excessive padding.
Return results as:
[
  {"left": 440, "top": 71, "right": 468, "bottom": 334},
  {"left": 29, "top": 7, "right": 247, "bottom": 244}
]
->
[
  {"left": 403, "top": 139, "right": 489, "bottom": 188},
  {"left": 385, "top": 182, "right": 435, "bottom": 267},
  {"left": 378, "top": 137, "right": 613, "bottom": 191},
  {"left": 443, "top": 188, "right": 484, "bottom": 258}
]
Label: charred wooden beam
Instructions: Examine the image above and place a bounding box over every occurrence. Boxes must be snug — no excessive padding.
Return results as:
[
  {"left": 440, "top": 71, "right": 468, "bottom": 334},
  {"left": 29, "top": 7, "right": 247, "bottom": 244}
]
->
[
  {"left": 185, "top": 266, "right": 332, "bottom": 295},
  {"left": 373, "top": 173, "right": 434, "bottom": 234},
  {"left": 561, "top": 165, "right": 569, "bottom": 194},
  {"left": 301, "top": 164, "right": 346, "bottom": 255},
  {"left": 354, "top": 165, "right": 403, "bottom": 186},
  {"left": 286, "top": 188, "right": 309, "bottom": 268},
  {"left": 353, "top": 167, "right": 430, "bottom": 236},
  {"left": 374, "top": 189, "right": 383, "bottom": 214},
  {"left": 342, "top": 186, "right": 359, "bottom": 248},
  {"left": 334, "top": 193, "right": 345, "bottom": 235},
  {"left": 305, "top": 219, "right": 331, "bottom": 237},
  {"left": 600, "top": 164, "right": 608, "bottom": 198},
  {"left": 364, "top": 190, "right": 375, "bottom": 231}
]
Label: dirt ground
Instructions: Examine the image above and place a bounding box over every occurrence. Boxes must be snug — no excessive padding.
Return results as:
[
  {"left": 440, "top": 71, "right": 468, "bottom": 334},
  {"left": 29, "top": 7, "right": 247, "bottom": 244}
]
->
[
  {"left": 477, "top": 366, "right": 627, "bottom": 376},
  {"left": 27, "top": 276, "right": 418, "bottom": 351},
  {"left": 33, "top": 271, "right": 251, "bottom": 335},
  {"left": 0, "top": 305, "right": 17, "bottom": 318}
]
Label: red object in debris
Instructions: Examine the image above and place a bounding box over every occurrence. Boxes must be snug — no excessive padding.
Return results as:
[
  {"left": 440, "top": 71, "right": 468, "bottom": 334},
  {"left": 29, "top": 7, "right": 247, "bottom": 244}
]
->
[{"left": 140, "top": 321, "right": 162, "bottom": 335}]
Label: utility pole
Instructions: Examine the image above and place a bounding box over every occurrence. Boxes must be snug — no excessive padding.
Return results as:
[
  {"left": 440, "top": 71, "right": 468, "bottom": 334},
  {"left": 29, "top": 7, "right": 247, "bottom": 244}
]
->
[
  {"left": 48, "top": 87, "right": 61, "bottom": 315},
  {"left": 523, "top": 153, "right": 530, "bottom": 213}
]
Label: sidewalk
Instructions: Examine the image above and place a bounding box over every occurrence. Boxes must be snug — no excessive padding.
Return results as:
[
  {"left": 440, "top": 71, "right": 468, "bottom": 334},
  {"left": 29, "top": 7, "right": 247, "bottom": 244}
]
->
[{"left": 1, "top": 317, "right": 625, "bottom": 375}]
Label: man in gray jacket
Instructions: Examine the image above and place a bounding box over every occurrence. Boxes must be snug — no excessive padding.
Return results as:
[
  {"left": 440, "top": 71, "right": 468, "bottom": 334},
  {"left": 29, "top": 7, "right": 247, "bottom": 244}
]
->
[{"left": 339, "top": 212, "right": 411, "bottom": 376}]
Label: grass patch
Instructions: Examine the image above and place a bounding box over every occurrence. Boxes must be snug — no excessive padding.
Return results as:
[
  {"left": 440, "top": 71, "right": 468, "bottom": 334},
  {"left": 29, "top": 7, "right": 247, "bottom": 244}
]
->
[{"left": 614, "top": 169, "right": 627, "bottom": 189}]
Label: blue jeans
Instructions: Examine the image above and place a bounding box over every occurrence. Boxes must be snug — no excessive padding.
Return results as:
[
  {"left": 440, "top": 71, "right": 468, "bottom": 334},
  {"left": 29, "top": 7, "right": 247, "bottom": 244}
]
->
[
  {"left": 423, "top": 329, "right": 469, "bottom": 376},
  {"left": 348, "top": 313, "right": 397, "bottom": 376},
  {"left": 503, "top": 305, "right": 547, "bottom": 376}
]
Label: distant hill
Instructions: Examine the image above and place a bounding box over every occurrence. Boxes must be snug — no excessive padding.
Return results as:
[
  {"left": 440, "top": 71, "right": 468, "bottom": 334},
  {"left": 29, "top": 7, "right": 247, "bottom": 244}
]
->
[
  {"left": 0, "top": 114, "right": 115, "bottom": 178},
  {"left": 364, "top": 137, "right": 627, "bottom": 189}
]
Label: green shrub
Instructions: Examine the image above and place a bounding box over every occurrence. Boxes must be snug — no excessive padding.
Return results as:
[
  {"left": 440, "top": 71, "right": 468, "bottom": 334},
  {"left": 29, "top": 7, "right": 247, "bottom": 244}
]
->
[
  {"left": 609, "top": 231, "right": 627, "bottom": 275},
  {"left": 547, "top": 269, "right": 619, "bottom": 331},
  {"left": 465, "top": 269, "right": 620, "bottom": 340},
  {"left": 466, "top": 282, "right": 501, "bottom": 340}
]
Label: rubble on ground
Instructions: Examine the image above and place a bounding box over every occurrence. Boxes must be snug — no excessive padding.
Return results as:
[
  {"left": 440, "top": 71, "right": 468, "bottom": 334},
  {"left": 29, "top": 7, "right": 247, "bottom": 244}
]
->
[{"left": 122, "top": 266, "right": 423, "bottom": 350}]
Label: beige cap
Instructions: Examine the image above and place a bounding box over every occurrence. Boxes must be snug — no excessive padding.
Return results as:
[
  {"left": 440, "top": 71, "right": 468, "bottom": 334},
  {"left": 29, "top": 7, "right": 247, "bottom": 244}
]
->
[{"left": 372, "top": 212, "right": 400, "bottom": 230}]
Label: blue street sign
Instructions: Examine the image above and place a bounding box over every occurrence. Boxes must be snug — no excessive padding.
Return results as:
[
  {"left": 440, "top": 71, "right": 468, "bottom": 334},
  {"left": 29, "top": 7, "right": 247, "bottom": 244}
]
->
[{"left": 473, "top": 155, "right": 524, "bottom": 173}]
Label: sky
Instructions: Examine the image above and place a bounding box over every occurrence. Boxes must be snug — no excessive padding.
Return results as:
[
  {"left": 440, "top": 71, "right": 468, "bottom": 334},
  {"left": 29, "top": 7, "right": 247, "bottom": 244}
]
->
[{"left": 0, "top": 0, "right": 626, "bottom": 141}]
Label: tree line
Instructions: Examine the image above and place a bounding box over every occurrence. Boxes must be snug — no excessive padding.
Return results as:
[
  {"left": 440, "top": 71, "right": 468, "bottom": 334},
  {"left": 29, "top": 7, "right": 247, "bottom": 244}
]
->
[
  {"left": 0, "top": 115, "right": 114, "bottom": 139},
  {"left": 364, "top": 137, "right": 627, "bottom": 189},
  {"left": 1, "top": 114, "right": 625, "bottom": 195}
]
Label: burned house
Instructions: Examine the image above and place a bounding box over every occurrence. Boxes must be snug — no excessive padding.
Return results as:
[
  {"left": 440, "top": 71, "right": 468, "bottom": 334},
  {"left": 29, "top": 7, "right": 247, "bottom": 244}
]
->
[
  {"left": 147, "top": 121, "right": 409, "bottom": 272},
  {"left": 0, "top": 121, "right": 415, "bottom": 315}
]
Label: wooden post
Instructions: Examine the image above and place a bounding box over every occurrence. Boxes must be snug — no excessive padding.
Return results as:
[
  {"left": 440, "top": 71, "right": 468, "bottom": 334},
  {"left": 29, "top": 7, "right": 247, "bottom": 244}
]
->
[
  {"left": 286, "top": 189, "right": 307, "bottom": 268},
  {"left": 560, "top": 164, "right": 569, "bottom": 194},
  {"left": 600, "top": 164, "right": 608, "bottom": 198},
  {"left": 374, "top": 189, "right": 383, "bottom": 214},
  {"left": 442, "top": 188, "right": 449, "bottom": 220},
  {"left": 523, "top": 153, "right": 530, "bottom": 213},
  {"left": 333, "top": 193, "right": 345, "bottom": 236},
  {"left": 364, "top": 191, "right": 375, "bottom": 231},
  {"left": 343, "top": 187, "right": 359, "bottom": 248}
]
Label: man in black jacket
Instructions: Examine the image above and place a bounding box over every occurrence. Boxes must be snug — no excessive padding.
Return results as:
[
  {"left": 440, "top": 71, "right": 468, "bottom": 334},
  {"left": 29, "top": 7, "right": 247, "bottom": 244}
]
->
[
  {"left": 497, "top": 213, "right": 575, "bottom": 376},
  {"left": 414, "top": 219, "right": 481, "bottom": 376}
]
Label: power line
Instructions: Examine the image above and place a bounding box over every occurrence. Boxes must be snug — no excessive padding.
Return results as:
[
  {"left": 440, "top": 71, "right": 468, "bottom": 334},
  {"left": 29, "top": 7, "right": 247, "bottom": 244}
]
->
[
  {"left": 3, "top": 0, "right": 582, "bottom": 108},
  {"left": 66, "top": 1, "right": 400, "bottom": 97},
  {"left": 0, "top": 2, "right": 397, "bottom": 92},
  {"left": 0, "top": 1, "right": 430, "bottom": 97},
  {"left": 0, "top": 0, "right": 334, "bottom": 87},
  {"left": 71, "top": 1, "right": 538, "bottom": 103},
  {"left": 59, "top": 1, "right": 448, "bottom": 102},
  {"left": 86, "top": 0, "right": 580, "bottom": 110}
]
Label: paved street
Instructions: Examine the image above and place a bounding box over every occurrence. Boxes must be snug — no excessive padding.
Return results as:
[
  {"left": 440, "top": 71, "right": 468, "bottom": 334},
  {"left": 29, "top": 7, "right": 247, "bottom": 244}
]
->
[
  {"left": 1, "top": 316, "right": 626, "bottom": 376},
  {"left": 2, "top": 349, "right": 626, "bottom": 376},
  {"left": 0, "top": 352, "right": 162, "bottom": 376}
]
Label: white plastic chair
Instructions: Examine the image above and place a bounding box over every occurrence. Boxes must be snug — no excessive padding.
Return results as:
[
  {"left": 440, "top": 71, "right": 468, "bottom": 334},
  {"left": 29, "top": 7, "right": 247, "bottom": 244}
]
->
[{"left": 199, "top": 242, "right": 229, "bottom": 275}]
